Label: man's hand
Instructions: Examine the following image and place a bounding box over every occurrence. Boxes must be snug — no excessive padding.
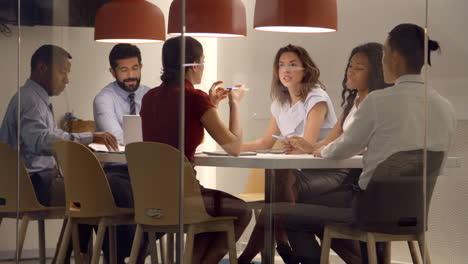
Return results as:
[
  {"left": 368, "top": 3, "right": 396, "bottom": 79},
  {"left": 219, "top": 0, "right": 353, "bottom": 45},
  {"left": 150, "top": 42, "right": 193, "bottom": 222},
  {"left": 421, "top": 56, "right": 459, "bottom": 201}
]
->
[
  {"left": 209, "top": 81, "right": 229, "bottom": 107},
  {"left": 92, "top": 132, "right": 119, "bottom": 152}
]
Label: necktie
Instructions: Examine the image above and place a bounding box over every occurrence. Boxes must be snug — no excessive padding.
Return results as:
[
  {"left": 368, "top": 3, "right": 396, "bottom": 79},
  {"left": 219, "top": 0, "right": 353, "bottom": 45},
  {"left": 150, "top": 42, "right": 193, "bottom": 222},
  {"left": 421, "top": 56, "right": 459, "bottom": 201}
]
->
[
  {"left": 48, "top": 103, "right": 55, "bottom": 118},
  {"left": 128, "top": 93, "right": 136, "bottom": 115}
]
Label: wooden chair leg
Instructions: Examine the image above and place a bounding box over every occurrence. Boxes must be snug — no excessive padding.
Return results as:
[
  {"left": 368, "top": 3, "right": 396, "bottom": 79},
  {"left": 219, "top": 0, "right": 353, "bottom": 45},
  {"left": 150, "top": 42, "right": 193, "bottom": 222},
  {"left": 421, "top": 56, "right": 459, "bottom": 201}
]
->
[
  {"left": 366, "top": 233, "right": 378, "bottom": 264},
  {"left": 417, "top": 234, "right": 431, "bottom": 264},
  {"left": 38, "top": 219, "right": 46, "bottom": 264},
  {"left": 383, "top": 242, "right": 392, "bottom": 264},
  {"left": 184, "top": 226, "right": 195, "bottom": 264},
  {"left": 128, "top": 224, "right": 143, "bottom": 264},
  {"left": 92, "top": 221, "right": 107, "bottom": 264},
  {"left": 148, "top": 231, "right": 159, "bottom": 264},
  {"left": 57, "top": 217, "right": 74, "bottom": 264},
  {"left": 72, "top": 222, "right": 84, "bottom": 264},
  {"left": 160, "top": 233, "right": 168, "bottom": 264},
  {"left": 109, "top": 225, "right": 117, "bottom": 264},
  {"left": 16, "top": 214, "right": 31, "bottom": 261},
  {"left": 408, "top": 241, "right": 421, "bottom": 264},
  {"left": 320, "top": 226, "right": 332, "bottom": 264},
  {"left": 253, "top": 208, "right": 261, "bottom": 222},
  {"left": 226, "top": 223, "right": 238, "bottom": 264},
  {"left": 167, "top": 233, "right": 175, "bottom": 264},
  {"left": 51, "top": 219, "right": 68, "bottom": 264}
]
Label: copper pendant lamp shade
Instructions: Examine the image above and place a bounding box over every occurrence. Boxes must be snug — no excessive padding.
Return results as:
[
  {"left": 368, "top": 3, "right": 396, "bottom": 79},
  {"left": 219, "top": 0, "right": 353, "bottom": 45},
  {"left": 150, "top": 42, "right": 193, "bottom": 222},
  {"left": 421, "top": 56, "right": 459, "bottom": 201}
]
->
[
  {"left": 254, "top": 0, "right": 337, "bottom": 33},
  {"left": 95, "top": 0, "right": 166, "bottom": 43},
  {"left": 168, "top": 0, "right": 247, "bottom": 37}
]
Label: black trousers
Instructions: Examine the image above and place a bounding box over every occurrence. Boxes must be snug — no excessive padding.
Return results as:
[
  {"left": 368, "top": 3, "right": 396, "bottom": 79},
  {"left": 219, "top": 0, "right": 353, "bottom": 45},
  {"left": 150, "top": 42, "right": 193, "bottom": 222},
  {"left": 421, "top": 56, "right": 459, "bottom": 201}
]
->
[
  {"left": 285, "top": 168, "right": 360, "bottom": 264},
  {"left": 287, "top": 168, "right": 385, "bottom": 264}
]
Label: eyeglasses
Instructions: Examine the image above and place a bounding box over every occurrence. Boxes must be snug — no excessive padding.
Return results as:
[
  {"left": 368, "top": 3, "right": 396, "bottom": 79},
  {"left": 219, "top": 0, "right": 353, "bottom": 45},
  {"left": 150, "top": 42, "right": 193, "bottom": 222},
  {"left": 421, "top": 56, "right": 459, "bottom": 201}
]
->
[{"left": 278, "top": 65, "right": 304, "bottom": 72}]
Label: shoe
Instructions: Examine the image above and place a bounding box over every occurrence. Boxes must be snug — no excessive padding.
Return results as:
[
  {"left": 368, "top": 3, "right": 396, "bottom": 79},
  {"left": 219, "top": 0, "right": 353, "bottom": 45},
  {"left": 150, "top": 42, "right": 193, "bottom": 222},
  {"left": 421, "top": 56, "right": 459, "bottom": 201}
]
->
[{"left": 276, "top": 242, "right": 296, "bottom": 263}]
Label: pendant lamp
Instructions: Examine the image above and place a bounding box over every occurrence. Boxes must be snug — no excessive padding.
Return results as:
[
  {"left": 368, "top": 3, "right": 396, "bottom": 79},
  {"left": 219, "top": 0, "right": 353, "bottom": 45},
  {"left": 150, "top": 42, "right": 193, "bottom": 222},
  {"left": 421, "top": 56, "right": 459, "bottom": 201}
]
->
[
  {"left": 168, "top": 0, "right": 246, "bottom": 37},
  {"left": 254, "top": 0, "right": 337, "bottom": 33},
  {"left": 95, "top": 0, "right": 166, "bottom": 43}
]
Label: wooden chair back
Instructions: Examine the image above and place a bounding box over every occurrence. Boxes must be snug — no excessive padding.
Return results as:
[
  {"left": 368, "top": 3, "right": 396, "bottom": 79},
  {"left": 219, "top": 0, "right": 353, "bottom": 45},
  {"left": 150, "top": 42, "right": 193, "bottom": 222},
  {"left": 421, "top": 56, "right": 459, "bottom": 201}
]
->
[
  {"left": 356, "top": 149, "right": 444, "bottom": 234},
  {"left": 0, "top": 142, "right": 44, "bottom": 213},
  {"left": 125, "top": 142, "right": 212, "bottom": 226},
  {"left": 54, "top": 141, "right": 121, "bottom": 218}
]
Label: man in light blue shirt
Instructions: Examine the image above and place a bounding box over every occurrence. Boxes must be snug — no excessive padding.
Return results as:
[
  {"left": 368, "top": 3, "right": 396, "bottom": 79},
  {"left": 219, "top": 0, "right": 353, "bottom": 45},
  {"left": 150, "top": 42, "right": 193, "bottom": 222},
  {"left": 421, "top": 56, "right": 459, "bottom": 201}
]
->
[{"left": 93, "top": 44, "right": 150, "bottom": 144}]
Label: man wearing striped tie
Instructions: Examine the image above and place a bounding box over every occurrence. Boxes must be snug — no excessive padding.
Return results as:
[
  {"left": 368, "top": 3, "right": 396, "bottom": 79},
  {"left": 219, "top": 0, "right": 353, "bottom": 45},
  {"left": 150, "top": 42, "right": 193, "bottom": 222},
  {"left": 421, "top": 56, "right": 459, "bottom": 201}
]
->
[
  {"left": 92, "top": 43, "right": 153, "bottom": 263},
  {"left": 93, "top": 43, "right": 150, "bottom": 144}
]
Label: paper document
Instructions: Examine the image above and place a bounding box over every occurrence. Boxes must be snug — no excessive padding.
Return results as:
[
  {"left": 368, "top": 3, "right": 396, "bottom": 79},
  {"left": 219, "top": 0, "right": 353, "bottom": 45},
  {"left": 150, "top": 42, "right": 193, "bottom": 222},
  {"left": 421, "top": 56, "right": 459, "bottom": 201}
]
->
[
  {"left": 202, "top": 151, "right": 257, "bottom": 156},
  {"left": 89, "top": 143, "right": 125, "bottom": 152}
]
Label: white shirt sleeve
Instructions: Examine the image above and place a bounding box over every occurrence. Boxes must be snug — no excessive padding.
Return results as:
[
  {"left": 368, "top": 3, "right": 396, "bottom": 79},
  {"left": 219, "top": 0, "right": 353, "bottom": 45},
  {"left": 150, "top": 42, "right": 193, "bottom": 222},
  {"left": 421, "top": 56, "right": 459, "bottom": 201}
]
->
[
  {"left": 93, "top": 92, "right": 124, "bottom": 144},
  {"left": 303, "top": 93, "right": 326, "bottom": 116},
  {"left": 321, "top": 94, "right": 377, "bottom": 159}
]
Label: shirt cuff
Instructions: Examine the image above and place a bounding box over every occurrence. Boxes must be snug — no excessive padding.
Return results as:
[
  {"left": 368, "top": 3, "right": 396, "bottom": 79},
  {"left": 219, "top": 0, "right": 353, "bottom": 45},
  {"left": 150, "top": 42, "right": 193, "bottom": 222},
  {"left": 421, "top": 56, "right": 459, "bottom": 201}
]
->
[
  {"left": 321, "top": 144, "right": 332, "bottom": 158},
  {"left": 77, "top": 132, "right": 93, "bottom": 145}
]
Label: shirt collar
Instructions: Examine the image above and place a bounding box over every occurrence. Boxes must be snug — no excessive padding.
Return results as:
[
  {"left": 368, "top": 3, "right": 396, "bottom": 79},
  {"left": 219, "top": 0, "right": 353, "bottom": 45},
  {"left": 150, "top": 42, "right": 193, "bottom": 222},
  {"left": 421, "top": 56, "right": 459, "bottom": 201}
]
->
[
  {"left": 111, "top": 81, "right": 143, "bottom": 100},
  {"left": 395, "top": 74, "right": 424, "bottom": 86},
  {"left": 26, "top": 79, "right": 51, "bottom": 106}
]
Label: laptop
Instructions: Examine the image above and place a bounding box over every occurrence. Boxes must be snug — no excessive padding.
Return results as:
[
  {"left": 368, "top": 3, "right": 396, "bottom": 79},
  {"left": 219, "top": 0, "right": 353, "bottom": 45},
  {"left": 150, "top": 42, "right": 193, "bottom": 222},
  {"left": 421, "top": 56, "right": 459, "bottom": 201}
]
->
[{"left": 123, "top": 115, "right": 143, "bottom": 145}]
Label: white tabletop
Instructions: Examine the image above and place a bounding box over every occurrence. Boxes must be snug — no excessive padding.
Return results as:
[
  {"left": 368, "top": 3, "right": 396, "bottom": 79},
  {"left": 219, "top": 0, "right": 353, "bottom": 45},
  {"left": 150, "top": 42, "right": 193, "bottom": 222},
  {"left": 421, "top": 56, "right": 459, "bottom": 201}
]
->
[{"left": 95, "top": 152, "right": 461, "bottom": 170}]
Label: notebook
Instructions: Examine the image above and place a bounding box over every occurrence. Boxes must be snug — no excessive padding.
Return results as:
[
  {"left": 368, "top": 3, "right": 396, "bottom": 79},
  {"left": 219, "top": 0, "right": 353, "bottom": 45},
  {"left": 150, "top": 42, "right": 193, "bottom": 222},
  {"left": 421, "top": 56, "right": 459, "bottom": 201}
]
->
[{"left": 123, "top": 115, "right": 143, "bottom": 145}]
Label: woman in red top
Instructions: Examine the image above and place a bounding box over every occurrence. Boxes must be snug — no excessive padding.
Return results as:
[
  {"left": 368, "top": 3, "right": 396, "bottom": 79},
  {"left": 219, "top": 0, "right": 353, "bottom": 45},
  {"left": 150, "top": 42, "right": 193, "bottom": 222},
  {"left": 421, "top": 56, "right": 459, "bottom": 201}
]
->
[{"left": 140, "top": 36, "right": 251, "bottom": 264}]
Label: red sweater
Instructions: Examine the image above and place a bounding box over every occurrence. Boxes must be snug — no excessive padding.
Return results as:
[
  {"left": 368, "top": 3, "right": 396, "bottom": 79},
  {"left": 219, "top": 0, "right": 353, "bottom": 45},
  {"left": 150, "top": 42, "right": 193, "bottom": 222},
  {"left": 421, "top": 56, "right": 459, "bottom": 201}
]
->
[{"left": 140, "top": 80, "right": 215, "bottom": 161}]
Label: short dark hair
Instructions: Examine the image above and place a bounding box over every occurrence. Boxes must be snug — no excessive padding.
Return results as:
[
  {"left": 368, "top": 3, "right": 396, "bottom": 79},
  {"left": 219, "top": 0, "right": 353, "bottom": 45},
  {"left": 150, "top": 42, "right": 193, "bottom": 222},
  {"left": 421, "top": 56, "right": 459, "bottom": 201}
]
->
[
  {"left": 387, "top": 23, "right": 440, "bottom": 73},
  {"left": 341, "top": 43, "right": 391, "bottom": 128},
  {"left": 109, "top": 43, "right": 142, "bottom": 69},
  {"left": 160, "top": 36, "right": 204, "bottom": 83},
  {"left": 30, "top": 45, "right": 72, "bottom": 71}
]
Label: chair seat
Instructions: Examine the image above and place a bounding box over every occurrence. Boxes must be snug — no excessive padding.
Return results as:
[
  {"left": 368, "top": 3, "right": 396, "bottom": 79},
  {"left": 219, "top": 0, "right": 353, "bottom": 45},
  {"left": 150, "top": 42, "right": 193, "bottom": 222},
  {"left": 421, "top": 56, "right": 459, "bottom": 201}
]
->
[
  {"left": 236, "top": 192, "right": 265, "bottom": 203},
  {"left": 66, "top": 206, "right": 134, "bottom": 219},
  {"left": 1, "top": 206, "right": 64, "bottom": 219},
  {"left": 321, "top": 223, "right": 430, "bottom": 264}
]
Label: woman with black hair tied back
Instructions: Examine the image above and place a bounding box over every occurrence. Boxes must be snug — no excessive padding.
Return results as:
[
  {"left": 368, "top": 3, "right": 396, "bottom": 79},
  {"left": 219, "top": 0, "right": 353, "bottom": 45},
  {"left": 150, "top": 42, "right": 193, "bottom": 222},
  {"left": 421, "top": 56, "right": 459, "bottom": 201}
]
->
[{"left": 285, "top": 23, "right": 455, "bottom": 264}]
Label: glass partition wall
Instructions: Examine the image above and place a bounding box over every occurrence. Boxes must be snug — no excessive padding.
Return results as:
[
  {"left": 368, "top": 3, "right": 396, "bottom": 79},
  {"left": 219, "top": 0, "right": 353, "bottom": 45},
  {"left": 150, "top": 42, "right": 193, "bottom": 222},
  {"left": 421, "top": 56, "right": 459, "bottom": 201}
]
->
[{"left": 1, "top": 0, "right": 467, "bottom": 263}]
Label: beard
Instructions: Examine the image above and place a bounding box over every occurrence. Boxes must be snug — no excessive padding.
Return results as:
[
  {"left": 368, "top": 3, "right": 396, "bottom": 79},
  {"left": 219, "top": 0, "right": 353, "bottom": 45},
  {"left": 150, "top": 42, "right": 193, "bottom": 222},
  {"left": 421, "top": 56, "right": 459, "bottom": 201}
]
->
[{"left": 117, "top": 77, "right": 141, "bottom": 92}]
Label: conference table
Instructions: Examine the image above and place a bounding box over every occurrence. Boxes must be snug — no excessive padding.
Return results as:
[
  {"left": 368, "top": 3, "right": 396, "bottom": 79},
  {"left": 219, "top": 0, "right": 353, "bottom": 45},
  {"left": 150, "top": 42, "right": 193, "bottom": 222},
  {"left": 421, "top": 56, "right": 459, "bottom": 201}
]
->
[{"left": 95, "top": 151, "right": 461, "bottom": 264}]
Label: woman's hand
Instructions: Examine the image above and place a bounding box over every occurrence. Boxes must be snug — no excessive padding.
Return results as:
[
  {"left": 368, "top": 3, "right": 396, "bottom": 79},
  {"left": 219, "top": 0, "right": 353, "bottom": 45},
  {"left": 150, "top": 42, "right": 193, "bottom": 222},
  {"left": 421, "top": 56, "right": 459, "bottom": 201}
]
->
[
  {"left": 209, "top": 81, "right": 229, "bottom": 107},
  {"left": 312, "top": 146, "right": 325, "bottom": 157},
  {"left": 287, "top": 136, "right": 317, "bottom": 154},
  {"left": 228, "top": 84, "right": 246, "bottom": 105}
]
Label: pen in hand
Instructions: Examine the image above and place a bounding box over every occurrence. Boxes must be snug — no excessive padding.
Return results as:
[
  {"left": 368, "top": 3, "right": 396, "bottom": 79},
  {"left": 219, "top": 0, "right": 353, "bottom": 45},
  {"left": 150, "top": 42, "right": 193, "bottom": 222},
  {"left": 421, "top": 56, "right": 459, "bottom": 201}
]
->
[{"left": 227, "top": 87, "right": 250, "bottom": 91}]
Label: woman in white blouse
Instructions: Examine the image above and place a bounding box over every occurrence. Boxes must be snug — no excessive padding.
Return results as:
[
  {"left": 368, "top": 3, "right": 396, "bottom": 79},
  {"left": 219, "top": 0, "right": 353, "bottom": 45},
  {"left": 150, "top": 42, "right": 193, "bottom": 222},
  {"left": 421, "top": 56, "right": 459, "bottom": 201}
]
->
[{"left": 239, "top": 44, "right": 337, "bottom": 264}]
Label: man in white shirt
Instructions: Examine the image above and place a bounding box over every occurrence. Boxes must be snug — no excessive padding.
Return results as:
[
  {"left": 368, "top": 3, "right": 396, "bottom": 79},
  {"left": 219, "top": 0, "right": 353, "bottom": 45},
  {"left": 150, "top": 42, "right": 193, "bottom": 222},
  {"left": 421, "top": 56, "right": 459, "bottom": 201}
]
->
[
  {"left": 93, "top": 43, "right": 150, "bottom": 144},
  {"left": 286, "top": 23, "right": 457, "bottom": 264}
]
